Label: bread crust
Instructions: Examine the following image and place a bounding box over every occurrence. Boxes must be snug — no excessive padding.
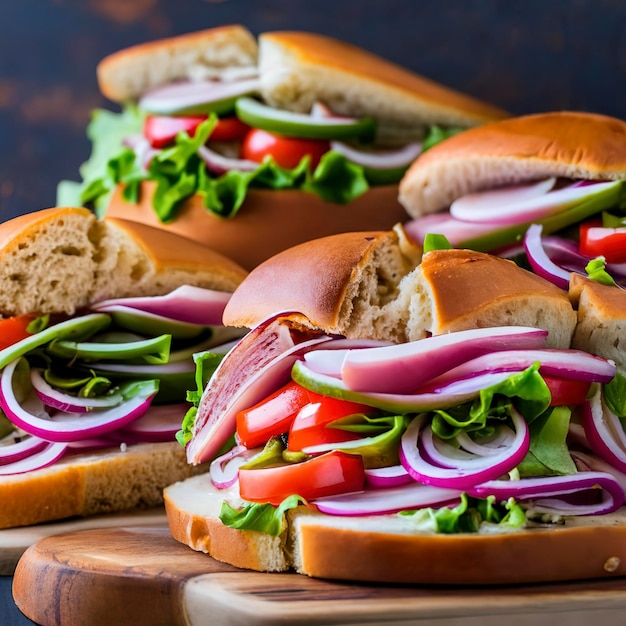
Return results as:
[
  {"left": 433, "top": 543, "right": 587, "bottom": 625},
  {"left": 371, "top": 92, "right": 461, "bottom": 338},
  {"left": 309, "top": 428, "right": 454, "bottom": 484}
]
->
[
  {"left": 165, "top": 473, "right": 626, "bottom": 585},
  {"left": 104, "top": 183, "right": 409, "bottom": 271},
  {"left": 399, "top": 111, "right": 626, "bottom": 217},
  {"left": 97, "top": 25, "right": 258, "bottom": 102},
  {"left": 259, "top": 31, "right": 508, "bottom": 132}
]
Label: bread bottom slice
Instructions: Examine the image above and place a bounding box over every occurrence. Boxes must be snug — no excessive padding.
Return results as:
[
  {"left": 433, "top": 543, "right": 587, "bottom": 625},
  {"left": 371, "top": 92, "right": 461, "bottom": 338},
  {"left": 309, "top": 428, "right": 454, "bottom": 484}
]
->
[
  {"left": 165, "top": 473, "right": 626, "bottom": 585},
  {"left": 1, "top": 442, "right": 205, "bottom": 529}
]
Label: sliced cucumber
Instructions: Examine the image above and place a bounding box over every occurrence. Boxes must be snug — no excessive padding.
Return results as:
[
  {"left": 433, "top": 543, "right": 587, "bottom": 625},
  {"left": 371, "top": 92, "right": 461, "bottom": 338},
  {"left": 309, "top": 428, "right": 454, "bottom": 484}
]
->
[{"left": 235, "top": 97, "right": 376, "bottom": 142}]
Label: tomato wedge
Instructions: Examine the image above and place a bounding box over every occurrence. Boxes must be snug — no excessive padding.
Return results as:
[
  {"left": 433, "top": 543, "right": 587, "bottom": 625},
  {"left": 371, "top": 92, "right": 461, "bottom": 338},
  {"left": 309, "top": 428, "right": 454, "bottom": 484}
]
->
[
  {"left": 236, "top": 381, "right": 311, "bottom": 449},
  {"left": 0, "top": 315, "right": 36, "bottom": 351},
  {"left": 579, "top": 219, "right": 626, "bottom": 263},
  {"left": 238, "top": 450, "right": 365, "bottom": 505},
  {"left": 144, "top": 115, "right": 251, "bottom": 148},
  {"left": 543, "top": 375, "right": 591, "bottom": 406},
  {"left": 240, "top": 128, "right": 330, "bottom": 169},
  {"left": 287, "top": 396, "right": 371, "bottom": 451}
]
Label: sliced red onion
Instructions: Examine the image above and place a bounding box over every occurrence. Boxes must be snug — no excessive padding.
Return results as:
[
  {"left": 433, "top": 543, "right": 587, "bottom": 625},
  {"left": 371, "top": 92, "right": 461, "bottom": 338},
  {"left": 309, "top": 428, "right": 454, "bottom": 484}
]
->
[
  {"left": 580, "top": 387, "right": 626, "bottom": 472},
  {"left": 0, "top": 441, "right": 68, "bottom": 475},
  {"left": 399, "top": 410, "right": 530, "bottom": 490},
  {"left": 0, "top": 358, "right": 157, "bottom": 442},
  {"left": 313, "top": 481, "right": 461, "bottom": 516},
  {"left": 139, "top": 78, "right": 261, "bottom": 115},
  {"left": 30, "top": 368, "right": 124, "bottom": 413},
  {"left": 364, "top": 464, "right": 412, "bottom": 488},
  {"left": 403, "top": 213, "right": 498, "bottom": 247},
  {"left": 329, "top": 140, "right": 422, "bottom": 169},
  {"left": 0, "top": 435, "right": 48, "bottom": 465},
  {"left": 91, "top": 286, "right": 231, "bottom": 327},
  {"left": 116, "top": 403, "right": 190, "bottom": 442},
  {"left": 122, "top": 134, "right": 160, "bottom": 169},
  {"left": 451, "top": 180, "right": 616, "bottom": 226},
  {"left": 197, "top": 144, "right": 259, "bottom": 175},
  {"left": 571, "top": 449, "right": 626, "bottom": 494},
  {"left": 421, "top": 349, "right": 615, "bottom": 391},
  {"left": 468, "top": 471, "right": 625, "bottom": 516},
  {"left": 209, "top": 444, "right": 260, "bottom": 489},
  {"left": 186, "top": 314, "right": 333, "bottom": 465},
  {"left": 523, "top": 223, "right": 572, "bottom": 289},
  {"left": 340, "top": 327, "right": 549, "bottom": 394}
]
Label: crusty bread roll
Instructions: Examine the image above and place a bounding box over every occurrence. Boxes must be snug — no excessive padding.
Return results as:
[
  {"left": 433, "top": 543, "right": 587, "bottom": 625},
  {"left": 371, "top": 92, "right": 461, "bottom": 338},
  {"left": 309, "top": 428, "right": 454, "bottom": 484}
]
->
[
  {"left": 104, "top": 182, "right": 410, "bottom": 271},
  {"left": 258, "top": 31, "right": 508, "bottom": 144},
  {"left": 569, "top": 273, "right": 626, "bottom": 372},
  {"left": 165, "top": 472, "right": 626, "bottom": 585},
  {"left": 399, "top": 111, "right": 626, "bottom": 217},
  {"left": 223, "top": 229, "right": 576, "bottom": 348},
  {"left": 97, "top": 25, "right": 258, "bottom": 102},
  {"left": 0, "top": 207, "right": 246, "bottom": 529},
  {"left": 0, "top": 206, "right": 246, "bottom": 317}
]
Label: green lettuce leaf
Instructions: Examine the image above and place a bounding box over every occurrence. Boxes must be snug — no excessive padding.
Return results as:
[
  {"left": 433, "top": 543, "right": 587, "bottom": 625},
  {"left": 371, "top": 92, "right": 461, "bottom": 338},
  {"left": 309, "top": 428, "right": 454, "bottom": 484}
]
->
[
  {"left": 604, "top": 374, "right": 626, "bottom": 419},
  {"left": 399, "top": 493, "right": 526, "bottom": 533},
  {"left": 219, "top": 494, "right": 306, "bottom": 536},
  {"left": 421, "top": 125, "right": 465, "bottom": 152},
  {"left": 423, "top": 233, "right": 453, "bottom": 253},
  {"left": 585, "top": 257, "right": 617, "bottom": 286}
]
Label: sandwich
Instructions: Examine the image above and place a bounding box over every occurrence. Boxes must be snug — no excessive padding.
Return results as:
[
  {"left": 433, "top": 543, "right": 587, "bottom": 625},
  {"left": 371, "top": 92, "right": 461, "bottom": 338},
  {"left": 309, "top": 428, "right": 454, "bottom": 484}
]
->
[
  {"left": 164, "top": 228, "right": 626, "bottom": 585},
  {"left": 58, "top": 25, "right": 507, "bottom": 269},
  {"left": 0, "top": 206, "right": 247, "bottom": 529},
  {"left": 397, "top": 111, "right": 626, "bottom": 288}
]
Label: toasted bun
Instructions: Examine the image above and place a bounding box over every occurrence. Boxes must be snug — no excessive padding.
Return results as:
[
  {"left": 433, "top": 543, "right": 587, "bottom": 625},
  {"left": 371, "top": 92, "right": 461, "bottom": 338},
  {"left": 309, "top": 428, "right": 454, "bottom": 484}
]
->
[
  {"left": 569, "top": 273, "right": 626, "bottom": 372},
  {"left": 104, "top": 183, "right": 410, "bottom": 271},
  {"left": 0, "top": 207, "right": 246, "bottom": 316},
  {"left": 223, "top": 231, "right": 575, "bottom": 348},
  {"left": 1, "top": 442, "right": 205, "bottom": 530},
  {"left": 258, "top": 31, "right": 508, "bottom": 143},
  {"left": 97, "top": 25, "right": 258, "bottom": 102},
  {"left": 165, "top": 473, "right": 626, "bottom": 585},
  {"left": 399, "top": 111, "right": 626, "bottom": 217}
]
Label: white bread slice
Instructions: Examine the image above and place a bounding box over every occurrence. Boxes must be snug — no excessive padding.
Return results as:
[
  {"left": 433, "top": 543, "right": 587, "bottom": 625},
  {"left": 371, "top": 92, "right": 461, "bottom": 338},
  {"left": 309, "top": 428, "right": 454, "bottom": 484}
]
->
[
  {"left": 223, "top": 228, "right": 576, "bottom": 348},
  {"left": 97, "top": 25, "right": 258, "bottom": 102},
  {"left": 0, "top": 206, "right": 246, "bottom": 317},
  {"left": 399, "top": 111, "right": 626, "bottom": 217},
  {"left": 165, "top": 472, "right": 626, "bottom": 585},
  {"left": 258, "top": 31, "right": 508, "bottom": 143}
]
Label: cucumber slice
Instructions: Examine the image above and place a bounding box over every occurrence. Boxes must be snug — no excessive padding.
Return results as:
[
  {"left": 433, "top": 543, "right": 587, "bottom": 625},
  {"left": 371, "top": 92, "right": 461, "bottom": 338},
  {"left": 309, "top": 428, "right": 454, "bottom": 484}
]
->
[{"left": 235, "top": 97, "right": 376, "bottom": 141}]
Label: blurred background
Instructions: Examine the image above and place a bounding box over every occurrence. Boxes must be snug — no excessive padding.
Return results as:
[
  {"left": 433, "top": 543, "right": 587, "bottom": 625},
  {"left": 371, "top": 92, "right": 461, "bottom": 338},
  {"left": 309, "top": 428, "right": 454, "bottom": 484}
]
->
[{"left": 0, "top": 0, "right": 624, "bottom": 220}]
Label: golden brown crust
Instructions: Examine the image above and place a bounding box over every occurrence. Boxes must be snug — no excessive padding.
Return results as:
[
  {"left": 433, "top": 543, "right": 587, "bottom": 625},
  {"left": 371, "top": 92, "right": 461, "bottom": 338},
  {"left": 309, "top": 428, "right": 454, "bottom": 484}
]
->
[
  {"left": 259, "top": 31, "right": 508, "bottom": 125},
  {"left": 97, "top": 25, "right": 258, "bottom": 102},
  {"left": 421, "top": 249, "right": 576, "bottom": 344},
  {"left": 222, "top": 231, "right": 392, "bottom": 330},
  {"left": 105, "top": 183, "right": 408, "bottom": 271},
  {"left": 400, "top": 111, "right": 626, "bottom": 216}
]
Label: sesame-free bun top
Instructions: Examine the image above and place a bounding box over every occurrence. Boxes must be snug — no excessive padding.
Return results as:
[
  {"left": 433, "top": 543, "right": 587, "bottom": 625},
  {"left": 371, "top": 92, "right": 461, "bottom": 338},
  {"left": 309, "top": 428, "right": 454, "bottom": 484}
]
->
[
  {"left": 259, "top": 31, "right": 508, "bottom": 143},
  {"left": 97, "top": 25, "right": 258, "bottom": 102},
  {"left": 399, "top": 111, "right": 626, "bottom": 217},
  {"left": 223, "top": 229, "right": 576, "bottom": 348},
  {"left": 0, "top": 207, "right": 247, "bottom": 317}
]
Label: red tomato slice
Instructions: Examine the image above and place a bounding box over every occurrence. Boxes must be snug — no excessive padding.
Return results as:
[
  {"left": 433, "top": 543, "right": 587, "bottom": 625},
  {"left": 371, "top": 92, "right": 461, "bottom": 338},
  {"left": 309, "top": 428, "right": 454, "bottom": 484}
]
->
[
  {"left": 543, "top": 375, "right": 591, "bottom": 406},
  {"left": 579, "top": 219, "right": 626, "bottom": 263},
  {"left": 144, "top": 115, "right": 250, "bottom": 148},
  {"left": 287, "top": 396, "right": 371, "bottom": 451},
  {"left": 240, "top": 128, "right": 330, "bottom": 169},
  {"left": 236, "top": 381, "right": 312, "bottom": 449},
  {"left": 0, "top": 315, "right": 36, "bottom": 351},
  {"left": 238, "top": 450, "right": 365, "bottom": 505}
]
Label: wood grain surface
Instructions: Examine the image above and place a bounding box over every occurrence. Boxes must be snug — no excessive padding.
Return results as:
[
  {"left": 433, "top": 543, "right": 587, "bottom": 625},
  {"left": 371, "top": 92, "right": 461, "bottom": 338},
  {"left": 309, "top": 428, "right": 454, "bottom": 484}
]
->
[{"left": 12, "top": 523, "right": 626, "bottom": 626}]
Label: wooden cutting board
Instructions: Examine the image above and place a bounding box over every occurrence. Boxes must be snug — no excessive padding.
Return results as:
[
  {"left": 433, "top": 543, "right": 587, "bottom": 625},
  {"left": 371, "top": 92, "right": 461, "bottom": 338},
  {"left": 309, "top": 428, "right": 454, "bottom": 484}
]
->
[
  {"left": 0, "top": 508, "right": 166, "bottom": 575},
  {"left": 12, "top": 523, "right": 626, "bottom": 626}
]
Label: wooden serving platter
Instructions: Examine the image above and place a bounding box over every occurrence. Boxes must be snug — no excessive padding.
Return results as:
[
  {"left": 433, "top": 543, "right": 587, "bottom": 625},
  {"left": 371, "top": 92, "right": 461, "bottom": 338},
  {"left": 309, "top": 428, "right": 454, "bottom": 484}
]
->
[
  {"left": 12, "top": 523, "right": 626, "bottom": 626},
  {"left": 0, "top": 508, "right": 166, "bottom": 575}
]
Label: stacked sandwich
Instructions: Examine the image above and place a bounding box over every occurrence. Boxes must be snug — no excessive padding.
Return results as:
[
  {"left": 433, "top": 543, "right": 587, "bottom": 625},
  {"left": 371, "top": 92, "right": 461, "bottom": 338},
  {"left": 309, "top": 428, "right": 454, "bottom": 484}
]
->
[{"left": 59, "top": 25, "right": 506, "bottom": 269}]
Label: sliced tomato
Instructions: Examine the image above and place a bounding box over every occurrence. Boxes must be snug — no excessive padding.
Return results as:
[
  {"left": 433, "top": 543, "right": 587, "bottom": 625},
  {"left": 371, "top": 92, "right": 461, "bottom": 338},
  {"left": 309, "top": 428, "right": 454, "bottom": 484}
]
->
[
  {"left": 238, "top": 450, "right": 365, "bottom": 505},
  {"left": 543, "top": 375, "right": 591, "bottom": 406},
  {"left": 209, "top": 116, "right": 250, "bottom": 141},
  {"left": 236, "top": 381, "right": 312, "bottom": 449},
  {"left": 579, "top": 219, "right": 626, "bottom": 263},
  {"left": 287, "top": 396, "right": 371, "bottom": 451},
  {"left": 143, "top": 115, "right": 206, "bottom": 148},
  {"left": 0, "top": 315, "right": 36, "bottom": 351},
  {"left": 240, "top": 128, "right": 330, "bottom": 169}
]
